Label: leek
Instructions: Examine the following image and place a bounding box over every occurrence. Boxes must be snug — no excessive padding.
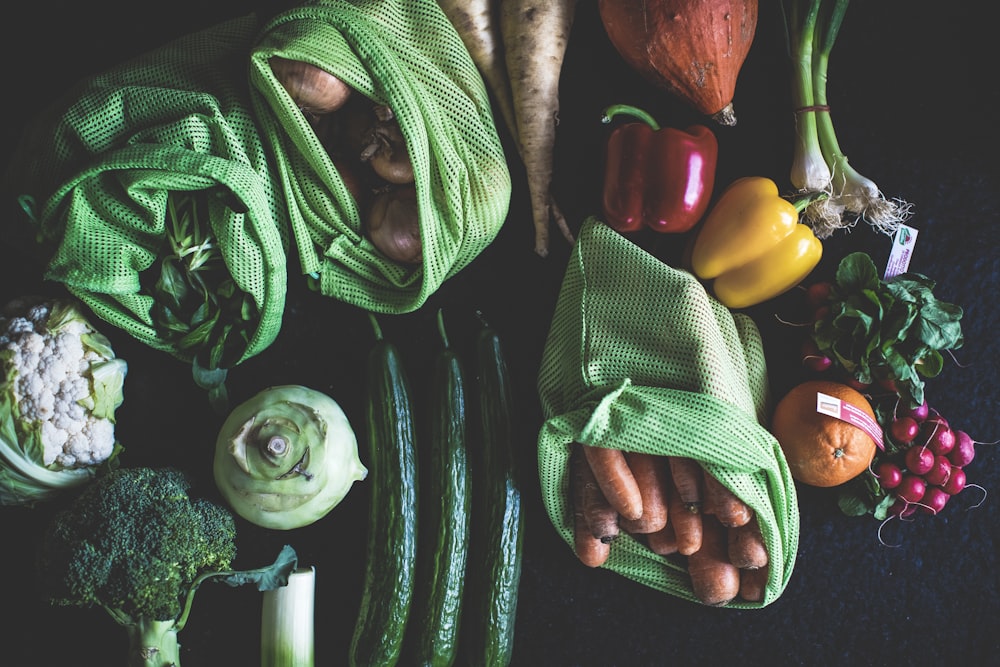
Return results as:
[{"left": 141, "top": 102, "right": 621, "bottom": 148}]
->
[{"left": 261, "top": 566, "right": 316, "bottom": 667}]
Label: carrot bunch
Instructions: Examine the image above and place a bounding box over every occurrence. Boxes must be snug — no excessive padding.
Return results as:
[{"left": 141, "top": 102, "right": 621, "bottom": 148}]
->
[{"left": 569, "top": 443, "right": 769, "bottom": 606}]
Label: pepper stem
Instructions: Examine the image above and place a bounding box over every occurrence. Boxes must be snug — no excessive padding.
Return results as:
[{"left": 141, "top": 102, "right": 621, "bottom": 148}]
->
[{"left": 601, "top": 104, "right": 661, "bottom": 131}]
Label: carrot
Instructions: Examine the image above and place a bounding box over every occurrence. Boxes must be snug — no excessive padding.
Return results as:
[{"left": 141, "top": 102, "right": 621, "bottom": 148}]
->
[
  {"left": 666, "top": 472, "right": 702, "bottom": 556},
  {"left": 571, "top": 468, "right": 611, "bottom": 568},
  {"left": 620, "top": 451, "right": 669, "bottom": 534},
  {"left": 570, "top": 443, "right": 619, "bottom": 543},
  {"left": 687, "top": 515, "right": 741, "bottom": 607},
  {"left": 727, "top": 515, "right": 769, "bottom": 570},
  {"left": 702, "top": 469, "right": 753, "bottom": 528},
  {"left": 435, "top": 0, "right": 519, "bottom": 144},
  {"left": 667, "top": 456, "right": 704, "bottom": 513},
  {"left": 739, "top": 564, "right": 769, "bottom": 603},
  {"left": 580, "top": 443, "right": 643, "bottom": 521},
  {"left": 499, "top": 0, "right": 578, "bottom": 257},
  {"left": 646, "top": 520, "right": 678, "bottom": 556}
]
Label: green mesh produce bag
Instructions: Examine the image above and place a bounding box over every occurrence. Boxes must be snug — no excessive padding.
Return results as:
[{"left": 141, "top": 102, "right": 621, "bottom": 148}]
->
[
  {"left": 5, "top": 15, "right": 287, "bottom": 374},
  {"left": 248, "top": 0, "right": 511, "bottom": 313},
  {"left": 537, "top": 218, "right": 800, "bottom": 608}
]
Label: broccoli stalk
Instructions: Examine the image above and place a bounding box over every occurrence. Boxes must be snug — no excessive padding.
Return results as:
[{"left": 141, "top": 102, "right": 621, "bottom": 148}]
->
[{"left": 36, "top": 466, "right": 297, "bottom": 667}]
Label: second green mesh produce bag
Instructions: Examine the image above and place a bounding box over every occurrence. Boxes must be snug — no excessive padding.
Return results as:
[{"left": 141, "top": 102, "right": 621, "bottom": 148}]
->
[
  {"left": 5, "top": 15, "right": 287, "bottom": 382},
  {"left": 248, "top": 0, "right": 511, "bottom": 313},
  {"left": 537, "top": 218, "right": 800, "bottom": 608}
]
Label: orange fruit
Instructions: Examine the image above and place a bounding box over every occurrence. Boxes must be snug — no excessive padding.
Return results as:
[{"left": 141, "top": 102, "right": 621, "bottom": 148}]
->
[{"left": 770, "top": 380, "right": 878, "bottom": 487}]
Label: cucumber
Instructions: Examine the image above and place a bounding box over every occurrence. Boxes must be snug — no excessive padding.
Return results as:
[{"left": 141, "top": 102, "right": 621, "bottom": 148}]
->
[
  {"left": 407, "top": 309, "right": 471, "bottom": 667},
  {"left": 462, "top": 316, "right": 525, "bottom": 667},
  {"left": 349, "top": 314, "right": 419, "bottom": 667}
]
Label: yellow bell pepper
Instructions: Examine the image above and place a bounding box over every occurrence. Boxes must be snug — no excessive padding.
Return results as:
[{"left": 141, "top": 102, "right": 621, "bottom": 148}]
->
[{"left": 691, "top": 176, "right": 822, "bottom": 309}]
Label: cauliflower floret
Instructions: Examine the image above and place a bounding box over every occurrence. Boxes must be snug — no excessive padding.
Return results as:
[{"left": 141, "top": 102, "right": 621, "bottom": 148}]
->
[{"left": 1, "top": 298, "right": 126, "bottom": 470}]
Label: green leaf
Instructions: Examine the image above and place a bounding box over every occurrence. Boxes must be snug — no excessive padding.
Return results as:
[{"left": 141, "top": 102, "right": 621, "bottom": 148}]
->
[
  {"left": 835, "top": 252, "right": 880, "bottom": 292},
  {"left": 216, "top": 544, "right": 299, "bottom": 591},
  {"left": 872, "top": 493, "right": 898, "bottom": 521}
]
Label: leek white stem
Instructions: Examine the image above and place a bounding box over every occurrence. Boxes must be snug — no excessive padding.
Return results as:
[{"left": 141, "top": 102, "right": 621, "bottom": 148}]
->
[{"left": 261, "top": 566, "right": 315, "bottom": 667}]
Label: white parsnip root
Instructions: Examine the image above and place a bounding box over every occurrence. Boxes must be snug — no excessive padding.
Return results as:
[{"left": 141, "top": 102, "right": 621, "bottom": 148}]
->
[
  {"left": 499, "top": 0, "right": 578, "bottom": 257},
  {"left": 436, "top": 0, "right": 519, "bottom": 144},
  {"left": 438, "top": 0, "right": 578, "bottom": 257}
]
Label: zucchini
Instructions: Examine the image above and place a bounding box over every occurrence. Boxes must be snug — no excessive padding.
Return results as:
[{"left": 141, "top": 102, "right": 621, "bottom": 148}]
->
[
  {"left": 462, "top": 315, "right": 525, "bottom": 667},
  {"left": 407, "top": 309, "right": 471, "bottom": 667},
  {"left": 349, "top": 314, "right": 419, "bottom": 667}
]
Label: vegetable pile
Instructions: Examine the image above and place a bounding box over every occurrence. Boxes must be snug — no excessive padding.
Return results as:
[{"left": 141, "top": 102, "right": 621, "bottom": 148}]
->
[
  {"left": 0, "top": 1, "right": 994, "bottom": 664},
  {"left": 571, "top": 446, "right": 770, "bottom": 606},
  {"left": 349, "top": 311, "right": 524, "bottom": 667}
]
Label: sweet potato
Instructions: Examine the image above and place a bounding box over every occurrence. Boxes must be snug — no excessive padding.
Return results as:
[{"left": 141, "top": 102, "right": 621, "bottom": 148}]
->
[
  {"left": 620, "top": 451, "right": 669, "bottom": 534},
  {"left": 687, "top": 515, "right": 740, "bottom": 607}
]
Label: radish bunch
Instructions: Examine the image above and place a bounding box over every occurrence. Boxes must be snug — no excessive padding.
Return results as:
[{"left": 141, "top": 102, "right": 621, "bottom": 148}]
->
[{"left": 874, "top": 401, "right": 981, "bottom": 518}]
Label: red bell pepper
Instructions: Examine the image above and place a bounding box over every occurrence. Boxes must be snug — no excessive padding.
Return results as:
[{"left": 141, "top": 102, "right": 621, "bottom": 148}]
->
[{"left": 601, "top": 104, "right": 718, "bottom": 234}]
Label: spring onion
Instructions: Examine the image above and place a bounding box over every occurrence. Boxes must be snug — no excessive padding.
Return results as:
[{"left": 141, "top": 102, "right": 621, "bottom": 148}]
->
[{"left": 781, "top": 0, "right": 912, "bottom": 238}]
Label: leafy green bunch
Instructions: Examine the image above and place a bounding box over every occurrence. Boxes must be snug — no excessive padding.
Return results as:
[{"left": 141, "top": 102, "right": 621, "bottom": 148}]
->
[
  {"left": 148, "top": 191, "right": 260, "bottom": 412},
  {"left": 811, "top": 252, "right": 964, "bottom": 409}
]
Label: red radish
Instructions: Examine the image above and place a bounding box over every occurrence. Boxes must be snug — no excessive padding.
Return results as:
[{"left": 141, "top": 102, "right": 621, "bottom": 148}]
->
[
  {"left": 890, "top": 416, "right": 919, "bottom": 445},
  {"left": 919, "top": 414, "right": 949, "bottom": 442},
  {"left": 941, "top": 466, "right": 966, "bottom": 496},
  {"left": 905, "top": 400, "right": 929, "bottom": 423},
  {"left": 888, "top": 497, "right": 916, "bottom": 518},
  {"left": 896, "top": 474, "right": 926, "bottom": 504},
  {"left": 811, "top": 305, "right": 831, "bottom": 325},
  {"left": 904, "top": 446, "right": 934, "bottom": 475},
  {"left": 923, "top": 455, "right": 952, "bottom": 487},
  {"left": 877, "top": 377, "right": 898, "bottom": 393},
  {"left": 845, "top": 377, "right": 870, "bottom": 392},
  {"left": 927, "top": 427, "right": 956, "bottom": 456},
  {"left": 801, "top": 338, "right": 832, "bottom": 372},
  {"left": 804, "top": 281, "right": 832, "bottom": 308},
  {"left": 919, "top": 486, "right": 950, "bottom": 515},
  {"left": 875, "top": 461, "right": 902, "bottom": 490},
  {"left": 948, "top": 430, "right": 976, "bottom": 467}
]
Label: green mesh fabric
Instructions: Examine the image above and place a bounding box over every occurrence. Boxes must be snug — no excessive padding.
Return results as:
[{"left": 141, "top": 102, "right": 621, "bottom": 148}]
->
[
  {"left": 537, "top": 218, "right": 800, "bottom": 608},
  {"left": 5, "top": 15, "right": 287, "bottom": 366},
  {"left": 248, "top": 0, "right": 511, "bottom": 313}
]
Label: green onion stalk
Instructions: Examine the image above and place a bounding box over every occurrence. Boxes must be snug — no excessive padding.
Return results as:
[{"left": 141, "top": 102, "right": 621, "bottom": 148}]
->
[{"left": 781, "top": 0, "right": 912, "bottom": 238}]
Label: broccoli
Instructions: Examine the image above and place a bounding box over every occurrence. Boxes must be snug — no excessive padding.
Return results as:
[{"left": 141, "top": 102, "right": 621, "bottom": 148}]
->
[{"left": 36, "top": 466, "right": 297, "bottom": 667}]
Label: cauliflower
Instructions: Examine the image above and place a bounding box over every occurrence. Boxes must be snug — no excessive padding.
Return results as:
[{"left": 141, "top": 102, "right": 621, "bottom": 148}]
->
[{"left": 0, "top": 296, "right": 127, "bottom": 505}]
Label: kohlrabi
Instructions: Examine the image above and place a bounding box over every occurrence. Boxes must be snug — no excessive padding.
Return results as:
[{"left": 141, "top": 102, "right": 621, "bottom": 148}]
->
[{"left": 213, "top": 384, "right": 367, "bottom": 529}]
